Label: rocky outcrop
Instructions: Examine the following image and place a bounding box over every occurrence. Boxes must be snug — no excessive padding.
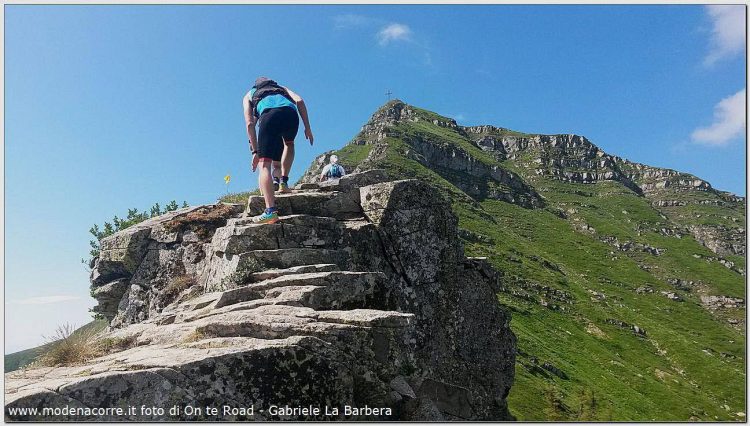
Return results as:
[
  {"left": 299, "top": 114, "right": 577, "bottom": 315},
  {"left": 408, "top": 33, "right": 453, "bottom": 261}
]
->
[
  {"left": 688, "top": 224, "right": 746, "bottom": 257},
  {"left": 700, "top": 295, "right": 745, "bottom": 310},
  {"left": 462, "top": 131, "right": 645, "bottom": 194},
  {"left": 6, "top": 171, "right": 515, "bottom": 421},
  {"left": 300, "top": 101, "right": 543, "bottom": 208}
]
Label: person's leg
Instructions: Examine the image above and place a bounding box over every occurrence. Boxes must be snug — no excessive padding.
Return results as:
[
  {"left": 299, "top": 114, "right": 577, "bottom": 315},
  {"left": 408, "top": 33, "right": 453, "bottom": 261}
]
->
[
  {"left": 271, "top": 161, "right": 281, "bottom": 190},
  {"left": 279, "top": 107, "right": 300, "bottom": 192},
  {"left": 280, "top": 142, "right": 295, "bottom": 186},
  {"left": 253, "top": 109, "right": 283, "bottom": 223},
  {"left": 258, "top": 159, "right": 275, "bottom": 209}
]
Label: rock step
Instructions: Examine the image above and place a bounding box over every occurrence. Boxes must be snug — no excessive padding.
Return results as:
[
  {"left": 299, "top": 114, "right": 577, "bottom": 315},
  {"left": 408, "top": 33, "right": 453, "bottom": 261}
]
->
[
  {"left": 245, "top": 191, "right": 362, "bottom": 219},
  {"left": 213, "top": 215, "right": 365, "bottom": 255},
  {"left": 249, "top": 263, "right": 339, "bottom": 282},
  {"left": 239, "top": 248, "right": 350, "bottom": 273},
  {"left": 194, "top": 305, "right": 411, "bottom": 341},
  {"left": 215, "top": 271, "right": 384, "bottom": 309},
  {"left": 201, "top": 248, "right": 351, "bottom": 292}
]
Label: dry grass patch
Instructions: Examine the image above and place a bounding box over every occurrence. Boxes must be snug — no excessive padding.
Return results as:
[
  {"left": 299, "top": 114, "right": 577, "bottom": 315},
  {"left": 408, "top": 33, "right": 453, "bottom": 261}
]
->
[
  {"left": 96, "top": 335, "right": 139, "bottom": 356},
  {"left": 157, "top": 274, "right": 199, "bottom": 307},
  {"left": 35, "top": 324, "right": 102, "bottom": 367},
  {"left": 182, "top": 329, "right": 210, "bottom": 343},
  {"left": 164, "top": 203, "right": 237, "bottom": 239}
]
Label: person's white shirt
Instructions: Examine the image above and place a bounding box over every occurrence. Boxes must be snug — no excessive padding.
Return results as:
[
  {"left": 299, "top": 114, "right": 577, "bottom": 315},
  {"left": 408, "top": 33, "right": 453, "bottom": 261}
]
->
[{"left": 320, "top": 160, "right": 346, "bottom": 181}]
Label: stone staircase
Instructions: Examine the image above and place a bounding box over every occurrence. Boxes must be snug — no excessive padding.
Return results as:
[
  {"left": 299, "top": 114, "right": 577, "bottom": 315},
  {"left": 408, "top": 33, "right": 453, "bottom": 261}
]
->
[
  {"left": 5, "top": 171, "right": 516, "bottom": 421},
  {"left": 6, "top": 172, "right": 421, "bottom": 421}
]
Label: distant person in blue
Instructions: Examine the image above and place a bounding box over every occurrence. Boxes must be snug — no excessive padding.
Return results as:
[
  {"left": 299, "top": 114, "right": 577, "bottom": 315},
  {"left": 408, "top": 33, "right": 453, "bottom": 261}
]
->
[
  {"left": 320, "top": 155, "right": 346, "bottom": 182},
  {"left": 243, "top": 77, "right": 314, "bottom": 224}
]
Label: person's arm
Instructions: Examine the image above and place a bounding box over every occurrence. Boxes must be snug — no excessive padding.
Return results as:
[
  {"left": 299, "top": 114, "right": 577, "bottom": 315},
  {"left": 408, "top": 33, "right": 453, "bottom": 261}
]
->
[
  {"left": 319, "top": 164, "right": 330, "bottom": 182},
  {"left": 283, "top": 86, "right": 314, "bottom": 145},
  {"left": 243, "top": 93, "right": 260, "bottom": 171},
  {"left": 243, "top": 93, "right": 258, "bottom": 149}
]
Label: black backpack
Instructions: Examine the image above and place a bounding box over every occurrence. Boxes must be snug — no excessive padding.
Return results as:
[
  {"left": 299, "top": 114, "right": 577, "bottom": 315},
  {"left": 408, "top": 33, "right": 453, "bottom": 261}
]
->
[{"left": 250, "top": 77, "right": 295, "bottom": 118}]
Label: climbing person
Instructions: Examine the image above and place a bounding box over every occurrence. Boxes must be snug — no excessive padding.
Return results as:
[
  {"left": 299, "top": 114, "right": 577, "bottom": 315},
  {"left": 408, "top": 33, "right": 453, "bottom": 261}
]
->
[
  {"left": 243, "top": 77, "right": 314, "bottom": 224},
  {"left": 319, "top": 155, "right": 346, "bottom": 182}
]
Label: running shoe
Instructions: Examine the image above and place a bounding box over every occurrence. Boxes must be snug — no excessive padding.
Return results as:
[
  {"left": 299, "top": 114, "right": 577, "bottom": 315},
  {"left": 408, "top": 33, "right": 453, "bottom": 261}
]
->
[
  {"left": 251, "top": 210, "right": 279, "bottom": 224},
  {"left": 278, "top": 182, "right": 292, "bottom": 193}
]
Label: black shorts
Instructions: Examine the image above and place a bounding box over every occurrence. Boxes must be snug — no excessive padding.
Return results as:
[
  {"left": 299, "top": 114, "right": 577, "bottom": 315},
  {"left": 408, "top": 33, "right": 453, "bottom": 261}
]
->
[{"left": 257, "top": 106, "right": 299, "bottom": 162}]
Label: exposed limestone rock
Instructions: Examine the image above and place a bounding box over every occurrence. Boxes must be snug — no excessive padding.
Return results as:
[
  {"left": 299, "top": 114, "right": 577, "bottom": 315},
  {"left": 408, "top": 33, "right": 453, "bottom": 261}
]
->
[
  {"left": 660, "top": 291, "right": 683, "bottom": 302},
  {"left": 700, "top": 295, "right": 745, "bottom": 310},
  {"left": 6, "top": 172, "right": 515, "bottom": 421},
  {"left": 598, "top": 236, "right": 665, "bottom": 256},
  {"left": 605, "top": 318, "right": 647, "bottom": 337},
  {"left": 688, "top": 224, "right": 746, "bottom": 256}
]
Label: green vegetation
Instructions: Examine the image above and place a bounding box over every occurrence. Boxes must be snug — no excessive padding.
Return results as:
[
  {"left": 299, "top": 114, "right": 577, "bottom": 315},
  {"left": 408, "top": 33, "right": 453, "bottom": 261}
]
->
[
  {"left": 322, "top": 103, "right": 746, "bottom": 421},
  {"left": 86, "top": 200, "right": 188, "bottom": 258},
  {"left": 336, "top": 143, "right": 373, "bottom": 165},
  {"left": 4, "top": 347, "right": 41, "bottom": 373},
  {"left": 219, "top": 189, "right": 260, "bottom": 204}
]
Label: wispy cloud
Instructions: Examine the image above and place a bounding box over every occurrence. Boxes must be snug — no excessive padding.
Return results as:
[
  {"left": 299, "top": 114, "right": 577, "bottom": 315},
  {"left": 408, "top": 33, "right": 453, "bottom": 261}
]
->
[
  {"left": 7, "top": 295, "right": 81, "bottom": 305},
  {"left": 333, "top": 16, "right": 431, "bottom": 65},
  {"left": 703, "top": 5, "right": 746, "bottom": 66},
  {"left": 691, "top": 88, "right": 746, "bottom": 146},
  {"left": 333, "top": 14, "right": 369, "bottom": 30},
  {"left": 377, "top": 23, "right": 412, "bottom": 46}
]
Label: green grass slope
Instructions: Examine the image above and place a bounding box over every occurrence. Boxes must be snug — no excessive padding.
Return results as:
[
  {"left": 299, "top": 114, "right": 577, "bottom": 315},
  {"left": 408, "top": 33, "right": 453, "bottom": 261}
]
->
[{"left": 308, "top": 100, "right": 746, "bottom": 421}]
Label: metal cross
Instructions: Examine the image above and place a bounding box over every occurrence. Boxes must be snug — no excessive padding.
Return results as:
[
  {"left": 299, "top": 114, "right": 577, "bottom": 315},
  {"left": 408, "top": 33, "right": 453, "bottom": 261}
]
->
[{"left": 385, "top": 90, "right": 393, "bottom": 101}]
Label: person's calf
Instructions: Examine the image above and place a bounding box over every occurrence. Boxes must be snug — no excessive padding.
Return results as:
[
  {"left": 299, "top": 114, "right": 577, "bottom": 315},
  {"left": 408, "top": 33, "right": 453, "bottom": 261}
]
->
[
  {"left": 258, "top": 159, "right": 276, "bottom": 209},
  {"left": 281, "top": 142, "right": 295, "bottom": 177}
]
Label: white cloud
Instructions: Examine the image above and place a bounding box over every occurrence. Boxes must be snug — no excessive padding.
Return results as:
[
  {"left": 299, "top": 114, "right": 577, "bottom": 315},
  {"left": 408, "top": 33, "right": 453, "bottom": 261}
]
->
[
  {"left": 7, "top": 295, "right": 81, "bottom": 305},
  {"left": 704, "top": 5, "right": 746, "bottom": 66},
  {"left": 333, "top": 14, "right": 368, "bottom": 30},
  {"left": 377, "top": 23, "right": 412, "bottom": 46},
  {"left": 691, "top": 88, "right": 746, "bottom": 146}
]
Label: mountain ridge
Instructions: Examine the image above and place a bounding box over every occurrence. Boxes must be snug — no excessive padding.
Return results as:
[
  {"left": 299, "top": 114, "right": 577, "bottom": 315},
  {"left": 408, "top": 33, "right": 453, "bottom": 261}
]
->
[{"left": 302, "top": 99, "right": 746, "bottom": 420}]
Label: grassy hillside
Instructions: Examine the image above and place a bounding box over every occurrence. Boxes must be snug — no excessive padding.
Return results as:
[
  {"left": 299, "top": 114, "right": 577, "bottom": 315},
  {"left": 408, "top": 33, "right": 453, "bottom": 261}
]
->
[
  {"left": 307, "top": 100, "right": 746, "bottom": 421},
  {"left": 4, "top": 319, "right": 108, "bottom": 373}
]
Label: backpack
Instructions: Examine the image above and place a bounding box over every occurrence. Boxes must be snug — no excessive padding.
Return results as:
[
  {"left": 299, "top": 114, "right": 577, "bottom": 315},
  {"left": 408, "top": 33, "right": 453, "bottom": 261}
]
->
[
  {"left": 250, "top": 77, "right": 294, "bottom": 118},
  {"left": 327, "top": 163, "right": 343, "bottom": 179}
]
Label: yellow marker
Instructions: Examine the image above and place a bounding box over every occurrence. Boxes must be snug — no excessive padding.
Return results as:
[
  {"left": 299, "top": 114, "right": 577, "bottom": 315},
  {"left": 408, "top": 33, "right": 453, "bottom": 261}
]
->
[{"left": 224, "top": 175, "right": 231, "bottom": 184}]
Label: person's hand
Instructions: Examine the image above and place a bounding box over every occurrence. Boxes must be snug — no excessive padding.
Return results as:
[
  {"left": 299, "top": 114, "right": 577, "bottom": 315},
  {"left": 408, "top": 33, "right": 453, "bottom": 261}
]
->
[
  {"left": 251, "top": 153, "right": 260, "bottom": 172},
  {"left": 305, "top": 128, "right": 314, "bottom": 145}
]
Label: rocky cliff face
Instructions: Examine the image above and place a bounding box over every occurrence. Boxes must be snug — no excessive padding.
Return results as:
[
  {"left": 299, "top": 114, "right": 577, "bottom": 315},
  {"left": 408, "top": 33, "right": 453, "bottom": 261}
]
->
[{"left": 5, "top": 171, "right": 516, "bottom": 421}]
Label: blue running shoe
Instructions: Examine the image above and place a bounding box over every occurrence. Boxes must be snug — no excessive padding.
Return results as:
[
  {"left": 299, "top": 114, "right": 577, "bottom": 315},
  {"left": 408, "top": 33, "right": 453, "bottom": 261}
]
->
[{"left": 251, "top": 209, "right": 279, "bottom": 224}]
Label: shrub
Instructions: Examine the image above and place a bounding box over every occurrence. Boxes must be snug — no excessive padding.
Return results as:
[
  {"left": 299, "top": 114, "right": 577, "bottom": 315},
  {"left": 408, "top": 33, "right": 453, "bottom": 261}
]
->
[
  {"left": 86, "top": 200, "right": 188, "bottom": 259},
  {"left": 35, "top": 323, "right": 102, "bottom": 367}
]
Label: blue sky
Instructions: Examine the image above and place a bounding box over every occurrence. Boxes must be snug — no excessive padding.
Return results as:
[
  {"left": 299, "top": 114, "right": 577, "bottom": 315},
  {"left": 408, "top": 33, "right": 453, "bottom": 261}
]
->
[{"left": 4, "top": 5, "right": 746, "bottom": 352}]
